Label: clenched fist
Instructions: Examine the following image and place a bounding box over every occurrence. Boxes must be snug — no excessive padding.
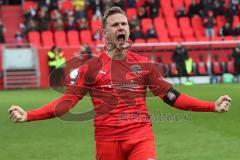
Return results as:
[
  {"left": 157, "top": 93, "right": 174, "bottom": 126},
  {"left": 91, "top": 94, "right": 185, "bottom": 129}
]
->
[
  {"left": 8, "top": 105, "right": 27, "bottom": 123},
  {"left": 215, "top": 95, "right": 231, "bottom": 113}
]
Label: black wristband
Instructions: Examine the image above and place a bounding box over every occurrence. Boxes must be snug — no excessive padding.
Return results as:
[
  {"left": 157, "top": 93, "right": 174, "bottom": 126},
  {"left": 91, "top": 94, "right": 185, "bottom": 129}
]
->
[{"left": 163, "top": 88, "right": 180, "bottom": 106}]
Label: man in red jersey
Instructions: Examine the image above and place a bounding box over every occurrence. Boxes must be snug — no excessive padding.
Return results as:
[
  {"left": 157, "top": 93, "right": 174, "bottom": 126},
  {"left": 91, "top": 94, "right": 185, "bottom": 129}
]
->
[{"left": 9, "top": 6, "right": 231, "bottom": 160}]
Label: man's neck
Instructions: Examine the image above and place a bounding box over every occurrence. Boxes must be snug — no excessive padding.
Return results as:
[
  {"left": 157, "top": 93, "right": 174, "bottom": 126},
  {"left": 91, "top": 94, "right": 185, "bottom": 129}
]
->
[{"left": 106, "top": 48, "right": 127, "bottom": 60}]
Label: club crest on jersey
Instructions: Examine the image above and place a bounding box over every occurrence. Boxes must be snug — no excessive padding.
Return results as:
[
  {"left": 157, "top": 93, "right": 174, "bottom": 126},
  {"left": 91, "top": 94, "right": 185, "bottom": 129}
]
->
[
  {"left": 69, "top": 68, "right": 79, "bottom": 84},
  {"left": 131, "top": 64, "right": 142, "bottom": 74}
]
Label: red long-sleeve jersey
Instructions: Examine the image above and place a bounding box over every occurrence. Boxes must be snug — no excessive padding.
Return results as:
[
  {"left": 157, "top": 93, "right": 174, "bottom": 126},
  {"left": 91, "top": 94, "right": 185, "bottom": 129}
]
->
[{"left": 27, "top": 51, "right": 215, "bottom": 141}]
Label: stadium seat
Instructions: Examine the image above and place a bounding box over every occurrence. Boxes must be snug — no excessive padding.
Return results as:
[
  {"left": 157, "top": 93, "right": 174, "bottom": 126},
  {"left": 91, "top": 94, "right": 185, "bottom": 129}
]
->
[
  {"left": 141, "top": 18, "right": 153, "bottom": 34},
  {"left": 134, "top": 38, "right": 146, "bottom": 43},
  {"left": 80, "top": 30, "right": 93, "bottom": 45},
  {"left": 179, "top": 17, "right": 194, "bottom": 38},
  {"left": 28, "top": 31, "right": 41, "bottom": 47},
  {"left": 233, "top": 16, "right": 239, "bottom": 28},
  {"left": 197, "top": 37, "right": 209, "bottom": 41},
  {"left": 212, "top": 61, "right": 222, "bottom": 74},
  {"left": 224, "top": 36, "right": 234, "bottom": 41},
  {"left": 191, "top": 17, "right": 205, "bottom": 38},
  {"left": 136, "top": 0, "right": 146, "bottom": 8},
  {"left": 197, "top": 62, "right": 208, "bottom": 75},
  {"left": 23, "top": 1, "right": 35, "bottom": 12},
  {"left": 91, "top": 18, "right": 102, "bottom": 35},
  {"left": 172, "top": 37, "right": 184, "bottom": 42},
  {"left": 170, "top": 63, "right": 178, "bottom": 76},
  {"left": 162, "top": 5, "right": 175, "bottom": 18},
  {"left": 166, "top": 17, "right": 182, "bottom": 38},
  {"left": 60, "top": 0, "right": 73, "bottom": 12},
  {"left": 185, "top": 37, "right": 197, "bottom": 42},
  {"left": 216, "top": 16, "right": 226, "bottom": 31},
  {"left": 227, "top": 61, "right": 235, "bottom": 73},
  {"left": 126, "top": 8, "right": 137, "bottom": 20},
  {"left": 54, "top": 31, "right": 68, "bottom": 47},
  {"left": 172, "top": 0, "right": 184, "bottom": 11},
  {"left": 147, "top": 38, "right": 159, "bottom": 43},
  {"left": 184, "top": 0, "right": 192, "bottom": 10},
  {"left": 41, "top": 31, "right": 54, "bottom": 48},
  {"left": 67, "top": 30, "right": 80, "bottom": 46}
]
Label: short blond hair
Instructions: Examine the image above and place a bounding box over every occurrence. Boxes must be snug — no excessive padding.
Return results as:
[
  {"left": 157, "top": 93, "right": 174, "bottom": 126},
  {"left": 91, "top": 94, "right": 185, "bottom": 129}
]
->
[{"left": 102, "top": 6, "right": 126, "bottom": 28}]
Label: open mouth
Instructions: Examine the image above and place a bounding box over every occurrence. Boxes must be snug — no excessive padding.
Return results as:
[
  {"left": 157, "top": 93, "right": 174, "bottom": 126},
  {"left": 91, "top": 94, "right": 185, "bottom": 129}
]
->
[{"left": 117, "top": 34, "right": 126, "bottom": 42}]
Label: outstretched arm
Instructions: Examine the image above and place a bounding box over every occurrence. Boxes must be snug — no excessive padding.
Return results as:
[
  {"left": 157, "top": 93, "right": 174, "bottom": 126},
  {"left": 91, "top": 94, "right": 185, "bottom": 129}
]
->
[
  {"left": 8, "top": 92, "right": 83, "bottom": 123},
  {"left": 161, "top": 88, "right": 231, "bottom": 112}
]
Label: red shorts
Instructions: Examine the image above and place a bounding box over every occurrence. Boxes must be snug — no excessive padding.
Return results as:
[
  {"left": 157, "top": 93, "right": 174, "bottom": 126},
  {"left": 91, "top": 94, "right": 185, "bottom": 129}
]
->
[{"left": 96, "top": 137, "right": 156, "bottom": 160}]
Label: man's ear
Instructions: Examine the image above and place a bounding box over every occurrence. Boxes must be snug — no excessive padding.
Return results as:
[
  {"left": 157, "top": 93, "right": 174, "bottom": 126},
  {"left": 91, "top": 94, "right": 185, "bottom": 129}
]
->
[{"left": 101, "top": 29, "right": 106, "bottom": 37}]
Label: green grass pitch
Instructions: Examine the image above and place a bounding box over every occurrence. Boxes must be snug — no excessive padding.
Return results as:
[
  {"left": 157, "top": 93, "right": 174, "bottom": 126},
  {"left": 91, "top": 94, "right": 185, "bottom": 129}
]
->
[{"left": 1, "top": 84, "right": 240, "bottom": 160}]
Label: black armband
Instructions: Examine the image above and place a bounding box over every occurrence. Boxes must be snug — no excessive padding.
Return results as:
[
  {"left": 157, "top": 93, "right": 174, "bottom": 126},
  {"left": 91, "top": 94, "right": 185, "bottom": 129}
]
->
[{"left": 163, "top": 88, "right": 180, "bottom": 106}]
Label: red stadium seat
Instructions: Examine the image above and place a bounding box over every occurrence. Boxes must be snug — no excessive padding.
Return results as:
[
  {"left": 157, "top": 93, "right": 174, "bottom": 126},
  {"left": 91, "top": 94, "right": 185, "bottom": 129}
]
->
[
  {"left": 197, "top": 37, "right": 209, "bottom": 41},
  {"left": 191, "top": 17, "right": 205, "bottom": 38},
  {"left": 147, "top": 38, "right": 159, "bottom": 43},
  {"left": 23, "top": 1, "right": 36, "bottom": 12},
  {"left": 126, "top": 8, "right": 137, "bottom": 20},
  {"left": 67, "top": 30, "right": 80, "bottom": 46},
  {"left": 211, "top": 36, "right": 222, "bottom": 41},
  {"left": 216, "top": 16, "right": 226, "bottom": 30},
  {"left": 28, "top": 31, "right": 41, "bottom": 47},
  {"left": 60, "top": 1, "right": 73, "bottom": 12},
  {"left": 184, "top": 37, "right": 197, "bottom": 42},
  {"left": 172, "top": 0, "right": 184, "bottom": 11},
  {"left": 172, "top": 37, "right": 184, "bottom": 42},
  {"left": 54, "top": 31, "right": 68, "bottom": 47},
  {"left": 166, "top": 17, "right": 182, "bottom": 38},
  {"left": 184, "top": 0, "right": 192, "bottom": 10},
  {"left": 224, "top": 36, "right": 234, "bottom": 41},
  {"left": 179, "top": 17, "right": 194, "bottom": 38},
  {"left": 41, "top": 31, "right": 54, "bottom": 48},
  {"left": 233, "top": 16, "right": 239, "bottom": 28},
  {"left": 134, "top": 38, "right": 146, "bottom": 43},
  {"left": 170, "top": 63, "right": 178, "bottom": 76},
  {"left": 227, "top": 61, "right": 235, "bottom": 73},
  {"left": 162, "top": 5, "right": 175, "bottom": 18},
  {"left": 80, "top": 30, "right": 93, "bottom": 45},
  {"left": 212, "top": 61, "right": 222, "bottom": 74},
  {"left": 91, "top": 19, "right": 102, "bottom": 35},
  {"left": 197, "top": 62, "right": 208, "bottom": 75},
  {"left": 141, "top": 18, "right": 152, "bottom": 34}
]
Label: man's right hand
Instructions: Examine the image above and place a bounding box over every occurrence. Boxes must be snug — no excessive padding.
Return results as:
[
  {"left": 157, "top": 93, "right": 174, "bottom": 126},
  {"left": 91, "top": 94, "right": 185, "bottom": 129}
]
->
[{"left": 8, "top": 105, "right": 27, "bottom": 123}]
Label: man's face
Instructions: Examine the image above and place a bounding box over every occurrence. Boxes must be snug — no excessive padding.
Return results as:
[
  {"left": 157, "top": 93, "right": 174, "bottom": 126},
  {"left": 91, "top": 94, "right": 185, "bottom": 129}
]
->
[{"left": 104, "top": 13, "right": 130, "bottom": 46}]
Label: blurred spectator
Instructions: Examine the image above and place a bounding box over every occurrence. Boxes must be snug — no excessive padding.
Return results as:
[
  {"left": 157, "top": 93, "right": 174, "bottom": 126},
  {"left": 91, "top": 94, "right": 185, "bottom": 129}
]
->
[
  {"left": 53, "top": 19, "right": 65, "bottom": 31},
  {"left": 148, "top": 0, "right": 160, "bottom": 18},
  {"left": 38, "top": 6, "right": 49, "bottom": 31},
  {"left": 230, "top": 0, "right": 239, "bottom": 15},
  {"left": 112, "top": 0, "right": 124, "bottom": 9},
  {"left": 226, "top": 6, "right": 234, "bottom": 24},
  {"left": 48, "top": 0, "right": 59, "bottom": 11},
  {"left": 74, "top": 43, "right": 92, "bottom": 58},
  {"left": 74, "top": 0, "right": 87, "bottom": 20},
  {"left": 213, "top": 0, "right": 225, "bottom": 16},
  {"left": 24, "top": 6, "right": 37, "bottom": 21},
  {"left": 200, "top": 0, "right": 213, "bottom": 17},
  {"left": 0, "top": 20, "right": 5, "bottom": 43},
  {"left": 138, "top": 6, "right": 147, "bottom": 19},
  {"left": 130, "top": 25, "right": 145, "bottom": 41},
  {"left": 26, "top": 19, "right": 38, "bottom": 32},
  {"left": 146, "top": 24, "right": 157, "bottom": 39},
  {"left": 101, "top": 0, "right": 113, "bottom": 13},
  {"left": 77, "top": 17, "right": 89, "bottom": 30},
  {"left": 127, "top": 0, "right": 136, "bottom": 8},
  {"left": 65, "top": 16, "right": 77, "bottom": 31},
  {"left": 14, "top": 31, "right": 24, "bottom": 47},
  {"left": 232, "top": 44, "right": 240, "bottom": 82},
  {"left": 204, "top": 11, "right": 216, "bottom": 38},
  {"left": 172, "top": 42, "right": 189, "bottom": 83},
  {"left": 234, "top": 24, "right": 240, "bottom": 36},
  {"left": 188, "top": 0, "right": 200, "bottom": 18},
  {"left": 51, "top": 9, "right": 63, "bottom": 22},
  {"left": 48, "top": 46, "right": 66, "bottom": 87},
  {"left": 129, "top": 15, "right": 140, "bottom": 31},
  {"left": 219, "top": 22, "right": 233, "bottom": 37},
  {"left": 176, "top": 5, "right": 188, "bottom": 18}
]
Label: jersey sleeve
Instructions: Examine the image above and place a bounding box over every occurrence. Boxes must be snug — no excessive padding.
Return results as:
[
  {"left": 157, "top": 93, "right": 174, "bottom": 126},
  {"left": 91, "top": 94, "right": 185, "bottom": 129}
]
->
[
  {"left": 27, "top": 65, "right": 90, "bottom": 121},
  {"left": 160, "top": 88, "right": 215, "bottom": 112},
  {"left": 147, "top": 63, "right": 172, "bottom": 96}
]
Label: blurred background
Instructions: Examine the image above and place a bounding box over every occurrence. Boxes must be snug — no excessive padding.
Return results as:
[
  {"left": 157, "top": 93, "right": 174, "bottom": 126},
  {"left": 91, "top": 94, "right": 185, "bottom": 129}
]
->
[{"left": 0, "top": 0, "right": 240, "bottom": 160}]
